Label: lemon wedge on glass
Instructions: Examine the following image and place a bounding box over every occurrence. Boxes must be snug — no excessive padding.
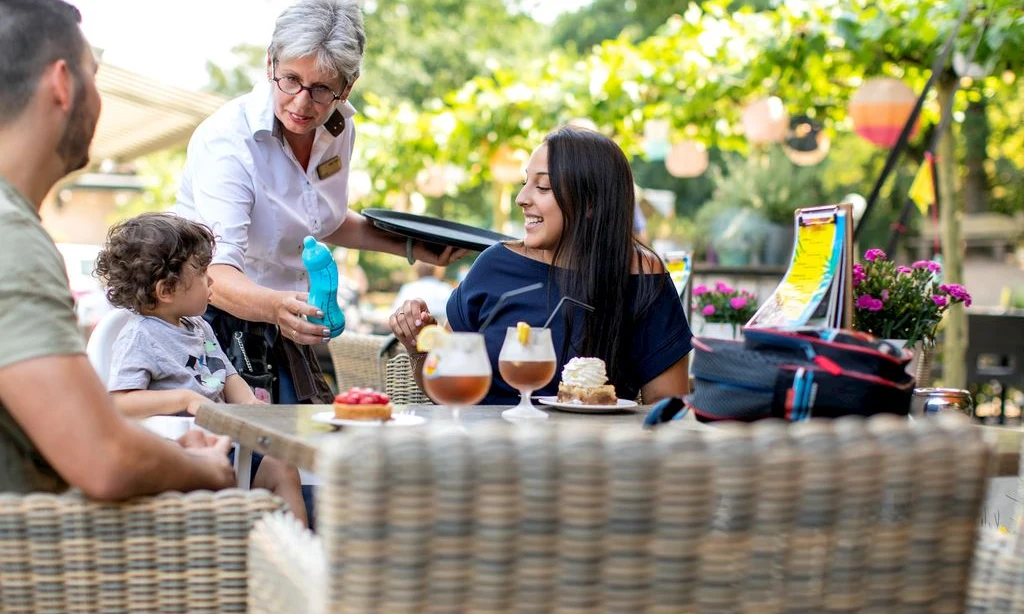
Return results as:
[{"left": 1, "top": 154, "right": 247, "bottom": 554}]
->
[
  {"left": 416, "top": 324, "right": 445, "bottom": 352},
  {"left": 516, "top": 321, "right": 531, "bottom": 345}
]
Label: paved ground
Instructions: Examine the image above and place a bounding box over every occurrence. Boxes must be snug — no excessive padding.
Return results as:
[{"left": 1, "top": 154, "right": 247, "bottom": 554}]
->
[{"left": 963, "top": 255, "right": 1024, "bottom": 307}]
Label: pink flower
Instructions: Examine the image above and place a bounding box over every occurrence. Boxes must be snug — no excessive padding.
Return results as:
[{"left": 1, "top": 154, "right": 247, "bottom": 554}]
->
[
  {"left": 714, "top": 282, "right": 734, "bottom": 294},
  {"left": 939, "top": 283, "right": 973, "bottom": 307},
  {"left": 852, "top": 263, "right": 866, "bottom": 286},
  {"left": 702, "top": 305, "right": 716, "bottom": 317},
  {"left": 729, "top": 297, "right": 748, "bottom": 310},
  {"left": 692, "top": 284, "right": 709, "bottom": 296},
  {"left": 897, "top": 266, "right": 912, "bottom": 274},
  {"left": 855, "top": 295, "right": 884, "bottom": 312},
  {"left": 864, "top": 248, "right": 886, "bottom": 262},
  {"left": 880, "top": 289, "right": 889, "bottom": 302},
  {"left": 932, "top": 295, "right": 948, "bottom": 308},
  {"left": 912, "top": 260, "right": 942, "bottom": 273}
]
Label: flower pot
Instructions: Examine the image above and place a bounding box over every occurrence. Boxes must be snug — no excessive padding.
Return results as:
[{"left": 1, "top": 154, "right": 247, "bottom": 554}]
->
[
  {"left": 716, "top": 248, "right": 750, "bottom": 267},
  {"left": 885, "top": 339, "right": 934, "bottom": 386},
  {"left": 701, "top": 321, "right": 743, "bottom": 341}
]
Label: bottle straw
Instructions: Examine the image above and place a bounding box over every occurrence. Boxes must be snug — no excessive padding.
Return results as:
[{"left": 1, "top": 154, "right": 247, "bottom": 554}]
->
[
  {"left": 477, "top": 282, "right": 544, "bottom": 333},
  {"left": 542, "top": 296, "right": 594, "bottom": 329}
]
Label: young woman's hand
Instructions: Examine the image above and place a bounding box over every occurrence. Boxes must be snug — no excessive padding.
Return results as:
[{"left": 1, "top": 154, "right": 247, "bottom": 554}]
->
[
  {"left": 271, "top": 290, "right": 331, "bottom": 346},
  {"left": 389, "top": 298, "right": 436, "bottom": 353}
]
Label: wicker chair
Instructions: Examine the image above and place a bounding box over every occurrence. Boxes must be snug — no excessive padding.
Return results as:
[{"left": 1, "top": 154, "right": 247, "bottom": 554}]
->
[
  {"left": 327, "top": 333, "right": 407, "bottom": 393},
  {"left": 249, "top": 414, "right": 994, "bottom": 613},
  {"left": 0, "top": 488, "right": 285, "bottom": 613},
  {"left": 383, "top": 354, "right": 432, "bottom": 406}
]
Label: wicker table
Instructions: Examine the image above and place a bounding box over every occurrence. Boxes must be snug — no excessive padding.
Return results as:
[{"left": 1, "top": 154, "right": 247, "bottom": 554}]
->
[
  {"left": 195, "top": 403, "right": 650, "bottom": 487},
  {"left": 194, "top": 402, "right": 1023, "bottom": 487}
]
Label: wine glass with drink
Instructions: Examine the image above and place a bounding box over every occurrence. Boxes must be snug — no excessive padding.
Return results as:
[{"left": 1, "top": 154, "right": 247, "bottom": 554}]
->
[
  {"left": 421, "top": 332, "right": 492, "bottom": 424},
  {"left": 499, "top": 324, "right": 556, "bottom": 421}
]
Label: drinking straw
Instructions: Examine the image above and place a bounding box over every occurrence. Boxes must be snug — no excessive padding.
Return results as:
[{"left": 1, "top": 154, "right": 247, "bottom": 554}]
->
[
  {"left": 478, "top": 282, "right": 544, "bottom": 333},
  {"left": 542, "top": 296, "right": 594, "bottom": 329}
]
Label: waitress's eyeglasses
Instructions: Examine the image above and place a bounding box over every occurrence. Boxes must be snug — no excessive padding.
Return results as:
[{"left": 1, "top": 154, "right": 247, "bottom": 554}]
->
[{"left": 270, "top": 65, "right": 342, "bottom": 106}]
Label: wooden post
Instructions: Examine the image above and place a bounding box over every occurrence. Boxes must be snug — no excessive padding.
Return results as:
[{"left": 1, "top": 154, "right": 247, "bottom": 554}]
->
[{"left": 938, "top": 72, "right": 967, "bottom": 389}]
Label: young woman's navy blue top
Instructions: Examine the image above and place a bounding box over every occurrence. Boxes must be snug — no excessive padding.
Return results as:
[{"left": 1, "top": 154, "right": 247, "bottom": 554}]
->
[{"left": 445, "top": 243, "right": 693, "bottom": 405}]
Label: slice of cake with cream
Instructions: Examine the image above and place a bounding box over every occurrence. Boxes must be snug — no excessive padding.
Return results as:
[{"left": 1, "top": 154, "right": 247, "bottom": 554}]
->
[{"left": 556, "top": 357, "right": 617, "bottom": 405}]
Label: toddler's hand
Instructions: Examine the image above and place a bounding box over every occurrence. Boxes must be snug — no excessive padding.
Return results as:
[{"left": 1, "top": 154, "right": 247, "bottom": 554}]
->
[{"left": 182, "top": 390, "right": 212, "bottom": 415}]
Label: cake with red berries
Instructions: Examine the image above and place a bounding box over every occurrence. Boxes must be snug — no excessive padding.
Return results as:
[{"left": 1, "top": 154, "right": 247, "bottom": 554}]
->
[{"left": 333, "top": 387, "right": 393, "bottom": 421}]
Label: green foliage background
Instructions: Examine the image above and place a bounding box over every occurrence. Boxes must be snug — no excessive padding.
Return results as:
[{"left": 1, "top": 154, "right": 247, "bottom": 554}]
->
[{"left": 120, "top": 0, "right": 1024, "bottom": 284}]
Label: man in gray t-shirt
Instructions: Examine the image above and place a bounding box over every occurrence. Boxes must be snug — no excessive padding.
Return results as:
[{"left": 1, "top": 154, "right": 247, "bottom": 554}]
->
[
  {"left": 0, "top": 0, "right": 235, "bottom": 498},
  {"left": 109, "top": 315, "right": 237, "bottom": 410}
]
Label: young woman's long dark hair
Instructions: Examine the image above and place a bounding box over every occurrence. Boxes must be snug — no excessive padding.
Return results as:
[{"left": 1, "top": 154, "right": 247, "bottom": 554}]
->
[{"left": 542, "top": 127, "right": 663, "bottom": 387}]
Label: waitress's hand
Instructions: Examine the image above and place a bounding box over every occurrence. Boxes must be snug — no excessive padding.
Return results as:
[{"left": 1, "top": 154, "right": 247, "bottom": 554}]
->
[
  {"left": 389, "top": 299, "right": 436, "bottom": 354},
  {"left": 411, "top": 242, "right": 468, "bottom": 267},
  {"left": 273, "top": 291, "right": 332, "bottom": 346}
]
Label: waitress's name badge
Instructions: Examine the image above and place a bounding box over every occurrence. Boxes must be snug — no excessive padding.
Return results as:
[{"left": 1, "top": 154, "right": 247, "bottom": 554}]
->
[{"left": 316, "top": 156, "right": 342, "bottom": 180}]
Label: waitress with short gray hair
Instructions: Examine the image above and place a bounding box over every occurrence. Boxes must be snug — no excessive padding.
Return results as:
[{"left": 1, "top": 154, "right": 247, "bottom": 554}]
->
[{"left": 176, "top": 0, "right": 464, "bottom": 404}]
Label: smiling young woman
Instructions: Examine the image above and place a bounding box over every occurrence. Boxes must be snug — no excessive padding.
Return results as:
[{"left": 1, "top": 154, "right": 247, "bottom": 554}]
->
[{"left": 391, "top": 127, "right": 694, "bottom": 406}]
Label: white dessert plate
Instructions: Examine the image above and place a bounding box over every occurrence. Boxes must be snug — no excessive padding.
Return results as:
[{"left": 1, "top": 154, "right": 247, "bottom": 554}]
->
[
  {"left": 311, "top": 411, "right": 428, "bottom": 428},
  {"left": 536, "top": 397, "right": 639, "bottom": 414}
]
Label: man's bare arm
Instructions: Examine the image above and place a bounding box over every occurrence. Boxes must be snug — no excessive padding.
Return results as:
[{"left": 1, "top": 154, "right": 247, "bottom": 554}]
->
[{"left": 0, "top": 354, "right": 234, "bottom": 500}]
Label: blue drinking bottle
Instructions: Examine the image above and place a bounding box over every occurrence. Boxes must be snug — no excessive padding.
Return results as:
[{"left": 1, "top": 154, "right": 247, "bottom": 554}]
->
[{"left": 301, "top": 235, "right": 346, "bottom": 338}]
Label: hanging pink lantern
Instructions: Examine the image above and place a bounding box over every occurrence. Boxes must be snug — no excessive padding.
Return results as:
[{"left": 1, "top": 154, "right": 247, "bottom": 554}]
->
[
  {"left": 415, "top": 165, "right": 448, "bottom": 197},
  {"left": 567, "top": 117, "right": 599, "bottom": 131},
  {"left": 665, "top": 141, "right": 709, "bottom": 177},
  {"left": 848, "top": 77, "right": 919, "bottom": 148},
  {"left": 741, "top": 96, "right": 789, "bottom": 144},
  {"left": 348, "top": 170, "right": 372, "bottom": 203}
]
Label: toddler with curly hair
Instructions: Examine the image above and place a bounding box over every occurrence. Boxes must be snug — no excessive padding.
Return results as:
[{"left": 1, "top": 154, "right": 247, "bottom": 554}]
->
[{"left": 95, "top": 213, "right": 307, "bottom": 524}]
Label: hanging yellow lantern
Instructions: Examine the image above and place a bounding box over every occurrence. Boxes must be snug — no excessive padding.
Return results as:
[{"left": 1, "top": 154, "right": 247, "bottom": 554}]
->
[
  {"left": 741, "top": 96, "right": 789, "bottom": 144},
  {"left": 848, "top": 77, "right": 919, "bottom": 148},
  {"left": 665, "top": 141, "right": 709, "bottom": 177}
]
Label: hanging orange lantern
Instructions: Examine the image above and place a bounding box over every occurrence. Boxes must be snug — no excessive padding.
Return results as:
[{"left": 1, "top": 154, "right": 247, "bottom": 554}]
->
[
  {"left": 741, "top": 96, "right": 789, "bottom": 144},
  {"left": 665, "top": 141, "right": 709, "bottom": 177},
  {"left": 848, "top": 77, "right": 919, "bottom": 148},
  {"left": 489, "top": 145, "right": 529, "bottom": 184}
]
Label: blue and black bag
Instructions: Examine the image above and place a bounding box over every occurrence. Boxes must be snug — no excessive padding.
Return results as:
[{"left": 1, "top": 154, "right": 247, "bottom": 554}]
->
[{"left": 676, "top": 328, "right": 914, "bottom": 423}]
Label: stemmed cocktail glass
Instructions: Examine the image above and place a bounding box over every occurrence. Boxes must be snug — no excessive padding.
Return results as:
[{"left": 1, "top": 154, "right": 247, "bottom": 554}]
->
[
  {"left": 498, "top": 326, "right": 556, "bottom": 422},
  {"left": 422, "top": 332, "right": 492, "bottom": 424}
]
